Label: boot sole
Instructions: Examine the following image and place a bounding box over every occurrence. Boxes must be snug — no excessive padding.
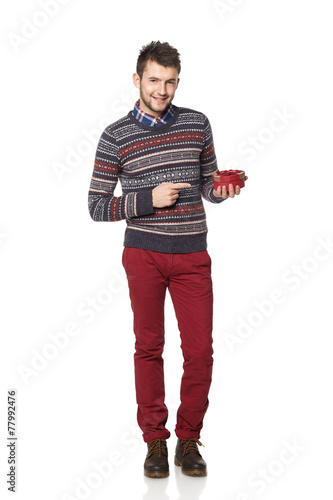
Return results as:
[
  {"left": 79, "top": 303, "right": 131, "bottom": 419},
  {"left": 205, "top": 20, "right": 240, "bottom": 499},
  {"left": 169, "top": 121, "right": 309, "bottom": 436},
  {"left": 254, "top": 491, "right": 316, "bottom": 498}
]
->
[
  {"left": 144, "top": 469, "right": 169, "bottom": 478},
  {"left": 174, "top": 457, "right": 207, "bottom": 476}
]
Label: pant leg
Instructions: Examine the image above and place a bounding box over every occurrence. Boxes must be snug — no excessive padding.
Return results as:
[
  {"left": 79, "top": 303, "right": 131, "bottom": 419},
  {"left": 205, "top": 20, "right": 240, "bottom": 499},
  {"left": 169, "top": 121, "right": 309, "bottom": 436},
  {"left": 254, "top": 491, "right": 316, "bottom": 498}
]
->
[
  {"left": 168, "top": 250, "right": 214, "bottom": 440},
  {"left": 122, "top": 247, "right": 171, "bottom": 443}
]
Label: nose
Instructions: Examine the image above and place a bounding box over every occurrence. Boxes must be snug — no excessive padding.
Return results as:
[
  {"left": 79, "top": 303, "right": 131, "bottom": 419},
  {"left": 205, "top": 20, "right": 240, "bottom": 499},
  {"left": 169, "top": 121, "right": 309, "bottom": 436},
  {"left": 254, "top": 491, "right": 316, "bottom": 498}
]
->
[{"left": 157, "top": 81, "right": 167, "bottom": 95}]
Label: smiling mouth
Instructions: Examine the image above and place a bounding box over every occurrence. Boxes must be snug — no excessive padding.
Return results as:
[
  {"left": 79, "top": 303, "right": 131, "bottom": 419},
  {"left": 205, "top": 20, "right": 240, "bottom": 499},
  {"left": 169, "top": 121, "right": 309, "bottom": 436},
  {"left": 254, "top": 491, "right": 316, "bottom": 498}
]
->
[{"left": 153, "top": 97, "right": 167, "bottom": 103}]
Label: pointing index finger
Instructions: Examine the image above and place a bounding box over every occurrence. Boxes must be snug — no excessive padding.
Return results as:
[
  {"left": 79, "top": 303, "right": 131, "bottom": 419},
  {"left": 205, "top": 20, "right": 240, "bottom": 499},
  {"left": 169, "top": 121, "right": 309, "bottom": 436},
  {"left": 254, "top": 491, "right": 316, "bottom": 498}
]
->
[{"left": 171, "top": 183, "right": 192, "bottom": 189}]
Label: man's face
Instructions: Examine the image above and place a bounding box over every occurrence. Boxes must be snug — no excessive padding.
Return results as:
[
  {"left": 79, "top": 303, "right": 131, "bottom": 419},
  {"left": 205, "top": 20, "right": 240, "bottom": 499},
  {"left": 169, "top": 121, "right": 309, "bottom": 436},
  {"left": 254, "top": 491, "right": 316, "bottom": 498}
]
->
[{"left": 133, "top": 60, "right": 180, "bottom": 117}]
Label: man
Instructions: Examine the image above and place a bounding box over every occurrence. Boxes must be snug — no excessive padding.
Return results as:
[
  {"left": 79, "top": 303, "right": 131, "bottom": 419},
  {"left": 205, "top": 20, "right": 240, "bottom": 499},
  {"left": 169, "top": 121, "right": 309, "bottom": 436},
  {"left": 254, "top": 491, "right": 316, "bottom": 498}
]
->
[{"left": 88, "top": 41, "right": 247, "bottom": 478}]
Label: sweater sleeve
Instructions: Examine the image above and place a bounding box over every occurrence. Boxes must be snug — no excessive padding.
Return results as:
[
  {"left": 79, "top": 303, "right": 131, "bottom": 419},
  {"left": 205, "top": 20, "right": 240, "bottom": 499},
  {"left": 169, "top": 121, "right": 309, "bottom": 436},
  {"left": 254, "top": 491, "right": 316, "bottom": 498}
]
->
[
  {"left": 88, "top": 127, "right": 154, "bottom": 221},
  {"left": 200, "top": 116, "right": 225, "bottom": 204}
]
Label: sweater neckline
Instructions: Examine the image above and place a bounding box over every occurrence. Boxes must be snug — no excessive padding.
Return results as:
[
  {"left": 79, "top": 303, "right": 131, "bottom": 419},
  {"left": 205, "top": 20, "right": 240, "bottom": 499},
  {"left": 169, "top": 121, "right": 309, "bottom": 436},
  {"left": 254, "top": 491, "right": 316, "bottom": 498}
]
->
[{"left": 127, "top": 105, "right": 179, "bottom": 132}]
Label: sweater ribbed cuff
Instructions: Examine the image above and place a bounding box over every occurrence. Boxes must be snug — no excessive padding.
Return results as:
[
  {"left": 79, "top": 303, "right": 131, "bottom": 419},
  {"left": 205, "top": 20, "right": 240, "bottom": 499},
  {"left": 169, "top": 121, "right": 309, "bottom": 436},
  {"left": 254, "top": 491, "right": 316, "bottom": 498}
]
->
[
  {"left": 136, "top": 189, "right": 154, "bottom": 216},
  {"left": 209, "top": 187, "right": 226, "bottom": 203}
]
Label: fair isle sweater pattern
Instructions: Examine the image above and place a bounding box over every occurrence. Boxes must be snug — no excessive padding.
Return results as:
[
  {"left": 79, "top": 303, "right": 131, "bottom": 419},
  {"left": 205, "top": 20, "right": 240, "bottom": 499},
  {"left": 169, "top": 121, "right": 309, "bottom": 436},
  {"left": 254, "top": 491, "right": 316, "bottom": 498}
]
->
[{"left": 88, "top": 105, "right": 225, "bottom": 253}]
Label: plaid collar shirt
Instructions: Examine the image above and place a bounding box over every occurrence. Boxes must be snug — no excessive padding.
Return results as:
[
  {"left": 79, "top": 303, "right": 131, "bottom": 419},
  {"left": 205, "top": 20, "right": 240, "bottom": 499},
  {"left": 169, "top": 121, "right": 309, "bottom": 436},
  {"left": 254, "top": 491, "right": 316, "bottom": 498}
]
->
[{"left": 132, "top": 99, "right": 175, "bottom": 126}]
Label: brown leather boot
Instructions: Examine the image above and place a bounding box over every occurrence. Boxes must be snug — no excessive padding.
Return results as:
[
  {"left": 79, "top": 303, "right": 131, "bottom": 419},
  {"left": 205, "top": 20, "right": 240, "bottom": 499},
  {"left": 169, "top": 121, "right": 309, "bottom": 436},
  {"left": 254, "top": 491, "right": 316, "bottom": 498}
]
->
[
  {"left": 174, "top": 438, "right": 207, "bottom": 476},
  {"left": 144, "top": 438, "right": 169, "bottom": 478}
]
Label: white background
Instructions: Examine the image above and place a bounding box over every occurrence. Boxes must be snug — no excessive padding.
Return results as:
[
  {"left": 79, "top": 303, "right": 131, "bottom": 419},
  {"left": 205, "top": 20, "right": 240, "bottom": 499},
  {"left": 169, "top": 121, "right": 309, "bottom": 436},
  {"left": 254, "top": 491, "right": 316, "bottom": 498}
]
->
[{"left": 1, "top": 0, "right": 332, "bottom": 499}]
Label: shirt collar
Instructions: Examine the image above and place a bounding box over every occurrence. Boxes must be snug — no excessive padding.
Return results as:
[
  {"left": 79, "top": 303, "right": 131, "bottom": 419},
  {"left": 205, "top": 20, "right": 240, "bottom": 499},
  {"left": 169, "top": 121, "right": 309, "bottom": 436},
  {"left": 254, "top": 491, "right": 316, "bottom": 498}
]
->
[{"left": 132, "top": 99, "right": 175, "bottom": 127}]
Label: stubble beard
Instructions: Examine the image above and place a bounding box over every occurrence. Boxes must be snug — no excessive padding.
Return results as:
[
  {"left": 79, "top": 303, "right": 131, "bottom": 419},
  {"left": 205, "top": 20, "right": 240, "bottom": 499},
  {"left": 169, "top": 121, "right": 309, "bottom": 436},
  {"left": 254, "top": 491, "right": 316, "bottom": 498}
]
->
[{"left": 139, "top": 90, "right": 171, "bottom": 116}]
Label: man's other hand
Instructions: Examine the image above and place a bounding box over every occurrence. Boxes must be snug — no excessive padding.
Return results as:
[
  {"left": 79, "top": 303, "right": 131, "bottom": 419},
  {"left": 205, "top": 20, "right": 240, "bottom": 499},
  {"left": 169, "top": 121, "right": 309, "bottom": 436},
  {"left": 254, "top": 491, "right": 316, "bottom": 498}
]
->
[
  {"left": 152, "top": 182, "right": 191, "bottom": 208},
  {"left": 213, "top": 176, "right": 248, "bottom": 199}
]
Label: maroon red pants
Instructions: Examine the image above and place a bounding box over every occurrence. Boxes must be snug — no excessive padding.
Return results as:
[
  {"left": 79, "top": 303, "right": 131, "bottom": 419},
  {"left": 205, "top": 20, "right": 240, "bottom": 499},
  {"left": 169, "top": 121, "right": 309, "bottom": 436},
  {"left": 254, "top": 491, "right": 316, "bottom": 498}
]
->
[{"left": 122, "top": 247, "right": 214, "bottom": 443}]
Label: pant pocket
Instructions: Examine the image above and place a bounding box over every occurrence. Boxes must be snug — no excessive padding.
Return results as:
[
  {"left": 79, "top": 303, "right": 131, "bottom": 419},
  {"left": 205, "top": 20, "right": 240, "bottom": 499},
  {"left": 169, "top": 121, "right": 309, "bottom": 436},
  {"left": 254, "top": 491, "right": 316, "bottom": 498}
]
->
[{"left": 122, "top": 246, "right": 132, "bottom": 270}]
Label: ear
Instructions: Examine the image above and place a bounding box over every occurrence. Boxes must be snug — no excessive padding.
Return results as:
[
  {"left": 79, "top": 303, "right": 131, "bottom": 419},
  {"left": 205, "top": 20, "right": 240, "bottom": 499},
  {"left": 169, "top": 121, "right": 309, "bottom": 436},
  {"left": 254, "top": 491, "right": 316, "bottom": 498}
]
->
[
  {"left": 133, "top": 73, "right": 140, "bottom": 89},
  {"left": 176, "top": 77, "right": 180, "bottom": 89}
]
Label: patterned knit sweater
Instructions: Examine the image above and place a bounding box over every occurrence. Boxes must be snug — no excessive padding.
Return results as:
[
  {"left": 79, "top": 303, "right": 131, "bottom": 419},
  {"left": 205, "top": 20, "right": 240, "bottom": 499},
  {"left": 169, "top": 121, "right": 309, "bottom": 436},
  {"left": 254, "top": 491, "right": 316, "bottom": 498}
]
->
[{"left": 88, "top": 105, "right": 225, "bottom": 253}]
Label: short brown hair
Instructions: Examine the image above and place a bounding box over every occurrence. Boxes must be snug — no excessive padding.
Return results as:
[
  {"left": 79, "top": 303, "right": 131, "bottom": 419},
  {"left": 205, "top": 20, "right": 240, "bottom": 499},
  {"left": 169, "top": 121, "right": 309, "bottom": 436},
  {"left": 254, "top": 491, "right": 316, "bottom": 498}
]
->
[{"left": 136, "top": 41, "right": 181, "bottom": 79}]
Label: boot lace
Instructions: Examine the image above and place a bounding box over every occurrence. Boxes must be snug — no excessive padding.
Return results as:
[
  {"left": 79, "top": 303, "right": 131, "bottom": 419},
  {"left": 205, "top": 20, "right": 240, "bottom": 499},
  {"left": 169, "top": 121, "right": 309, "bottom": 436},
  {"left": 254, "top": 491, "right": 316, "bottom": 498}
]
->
[
  {"left": 181, "top": 438, "right": 204, "bottom": 455},
  {"left": 148, "top": 438, "right": 167, "bottom": 457}
]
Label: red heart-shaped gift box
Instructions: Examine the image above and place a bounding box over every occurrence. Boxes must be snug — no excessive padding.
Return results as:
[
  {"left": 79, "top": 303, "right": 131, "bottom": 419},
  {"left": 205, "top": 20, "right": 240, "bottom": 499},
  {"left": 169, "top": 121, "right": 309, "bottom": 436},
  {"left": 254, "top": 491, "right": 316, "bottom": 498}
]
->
[{"left": 212, "top": 169, "right": 246, "bottom": 191}]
